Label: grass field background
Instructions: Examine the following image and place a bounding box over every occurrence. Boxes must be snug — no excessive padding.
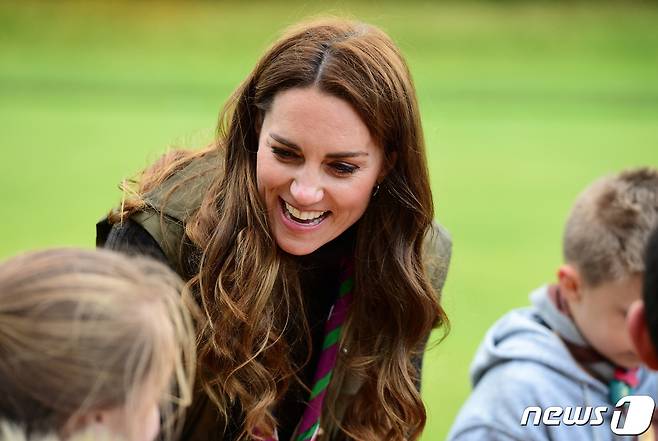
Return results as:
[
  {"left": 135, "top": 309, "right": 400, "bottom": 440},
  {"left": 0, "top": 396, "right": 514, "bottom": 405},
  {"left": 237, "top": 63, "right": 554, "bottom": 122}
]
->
[{"left": 1, "top": 1, "right": 657, "bottom": 439}]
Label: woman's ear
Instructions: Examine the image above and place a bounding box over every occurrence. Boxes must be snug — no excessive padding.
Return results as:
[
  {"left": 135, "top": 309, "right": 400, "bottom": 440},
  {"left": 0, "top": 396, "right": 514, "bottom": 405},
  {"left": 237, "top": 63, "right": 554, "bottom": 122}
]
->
[
  {"left": 628, "top": 300, "right": 658, "bottom": 369},
  {"left": 378, "top": 151, "right": 397, "bottom": 183},
  {"left": 253, "top": 110, "right": 266, "bottom": 153},
  {"left": 255, "top": 110, "right": 264, "bottom": 137}
]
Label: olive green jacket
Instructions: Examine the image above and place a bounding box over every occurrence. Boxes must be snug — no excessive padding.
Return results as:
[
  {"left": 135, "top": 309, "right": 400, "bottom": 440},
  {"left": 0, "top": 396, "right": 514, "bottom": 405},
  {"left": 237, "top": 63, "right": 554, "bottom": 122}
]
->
[{"left": 97, "top": 152, "right": 452, "bottom": 441}]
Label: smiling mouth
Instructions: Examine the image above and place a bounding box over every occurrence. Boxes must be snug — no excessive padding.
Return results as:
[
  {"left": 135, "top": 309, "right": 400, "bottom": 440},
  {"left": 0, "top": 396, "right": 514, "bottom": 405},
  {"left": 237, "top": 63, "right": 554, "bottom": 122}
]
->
[{"left": 280, "top": 198, "right": 330, "bottom": 226}]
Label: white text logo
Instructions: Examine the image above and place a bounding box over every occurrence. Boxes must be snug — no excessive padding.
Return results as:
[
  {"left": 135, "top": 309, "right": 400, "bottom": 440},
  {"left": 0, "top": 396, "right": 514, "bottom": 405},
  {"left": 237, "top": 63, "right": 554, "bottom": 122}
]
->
[{"left": 520, "top": 395, "right": 655, "bottom": 436}]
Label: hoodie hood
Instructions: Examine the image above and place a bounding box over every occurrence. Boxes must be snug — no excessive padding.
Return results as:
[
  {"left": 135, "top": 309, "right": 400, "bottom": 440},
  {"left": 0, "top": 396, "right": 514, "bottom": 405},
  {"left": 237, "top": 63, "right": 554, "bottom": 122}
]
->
[{"left": 470, "top": 285, "right": 608, "bottom": 395}]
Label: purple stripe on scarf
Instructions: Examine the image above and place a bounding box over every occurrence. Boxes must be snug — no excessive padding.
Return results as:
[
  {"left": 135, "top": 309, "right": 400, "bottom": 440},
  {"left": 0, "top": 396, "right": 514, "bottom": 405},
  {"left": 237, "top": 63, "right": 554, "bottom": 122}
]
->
[
  {"left": 296, "top": 389, "right": 327, "bottom": 435},
  {"left": 312, "top": 343, "right": 340, "bottom": 382}
]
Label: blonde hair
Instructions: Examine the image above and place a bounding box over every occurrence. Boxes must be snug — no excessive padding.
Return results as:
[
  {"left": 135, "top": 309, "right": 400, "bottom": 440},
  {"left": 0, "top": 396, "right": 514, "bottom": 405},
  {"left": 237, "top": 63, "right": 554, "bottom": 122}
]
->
[
  {"left": 564, "top": 167, "right": 658, "bottom": 286},
  {"left": 0, "top": 248, "right": 197, "bottom": 440}
]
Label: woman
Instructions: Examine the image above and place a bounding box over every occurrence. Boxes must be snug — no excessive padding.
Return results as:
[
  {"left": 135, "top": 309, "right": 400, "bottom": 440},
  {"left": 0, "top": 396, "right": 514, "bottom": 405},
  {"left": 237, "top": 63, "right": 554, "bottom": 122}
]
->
[
  {"left": 0, "top": 248, "right": 196, "bottom": 441},
  {"left": 97, "top": 18, "right": 451, "bottom": 441}
]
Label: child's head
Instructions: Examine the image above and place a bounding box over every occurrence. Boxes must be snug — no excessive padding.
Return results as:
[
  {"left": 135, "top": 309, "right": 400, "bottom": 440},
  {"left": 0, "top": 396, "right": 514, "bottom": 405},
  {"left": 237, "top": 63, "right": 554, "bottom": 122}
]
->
[
  {"left": 0, "top": 248, "right": 196, "bottom": 441},
  {"left": 557, "top": 167, "right": 658, "bottom": 368},
  {"left": 628, "top": 227, "right": 658, "bottom": 369}
]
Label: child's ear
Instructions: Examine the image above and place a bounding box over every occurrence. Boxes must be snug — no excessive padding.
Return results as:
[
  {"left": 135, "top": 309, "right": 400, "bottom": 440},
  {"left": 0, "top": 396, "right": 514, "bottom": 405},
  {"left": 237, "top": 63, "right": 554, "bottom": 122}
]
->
[
  {"left": 62, "top": 410, "right": 104, "bottom": 438},
  {"left": 557, "top": 264, "right": 583, "bottom": 302},
  {"left": 63, "top": 407, "right": 119, "bottom": 436},
  {"left": 627, "top": 300, "right": 658, "bottom": 370}
]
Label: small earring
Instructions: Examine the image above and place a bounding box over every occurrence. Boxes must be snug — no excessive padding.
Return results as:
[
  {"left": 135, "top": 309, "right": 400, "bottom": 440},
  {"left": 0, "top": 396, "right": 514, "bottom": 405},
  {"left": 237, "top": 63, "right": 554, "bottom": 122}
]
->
[{"left": 372, "top": 184, "right": 380, "bottom": 197}]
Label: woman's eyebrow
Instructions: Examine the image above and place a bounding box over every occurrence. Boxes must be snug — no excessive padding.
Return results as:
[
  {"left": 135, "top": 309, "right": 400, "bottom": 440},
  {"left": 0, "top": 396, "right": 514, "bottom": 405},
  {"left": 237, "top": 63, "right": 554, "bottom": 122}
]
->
[
  {"left": 270, "top": 133, "right": 369, "bottom": 158},
  {"left": 326, "top": 151, "right": 369, "bottom": 159},
  {"left": 270, "top": 133, "right": 301, "bottom": 151}
]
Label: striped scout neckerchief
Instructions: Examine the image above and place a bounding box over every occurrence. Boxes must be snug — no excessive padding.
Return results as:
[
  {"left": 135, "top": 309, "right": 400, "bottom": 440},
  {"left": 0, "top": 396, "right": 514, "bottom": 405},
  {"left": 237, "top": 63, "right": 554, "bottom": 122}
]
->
[{"left": 259, "top": 258, "right": 355, "bottom": 441}]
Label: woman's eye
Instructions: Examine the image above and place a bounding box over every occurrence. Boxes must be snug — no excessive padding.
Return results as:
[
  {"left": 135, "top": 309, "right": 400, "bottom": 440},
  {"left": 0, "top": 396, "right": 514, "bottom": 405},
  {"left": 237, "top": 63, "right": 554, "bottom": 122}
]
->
[
  {"left": 271, "top": 147, "right": 298, "bottom": 160},
  {"left": 331, "top": 162, "right": 359, "bottom": 175}
]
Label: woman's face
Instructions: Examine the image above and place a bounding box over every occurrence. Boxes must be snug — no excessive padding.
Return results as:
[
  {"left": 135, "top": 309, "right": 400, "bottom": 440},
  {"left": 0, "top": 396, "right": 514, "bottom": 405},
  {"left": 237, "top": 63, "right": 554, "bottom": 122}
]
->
[{"left": 256, "top": 87, "right": 385, "bottom": 256}]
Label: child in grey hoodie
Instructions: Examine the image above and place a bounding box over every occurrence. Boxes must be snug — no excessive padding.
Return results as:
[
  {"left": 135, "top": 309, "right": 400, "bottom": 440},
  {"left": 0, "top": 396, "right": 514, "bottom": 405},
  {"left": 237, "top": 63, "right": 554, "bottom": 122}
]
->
[{"left": 448, "top": 168, "right": 658, "bottom": 441}]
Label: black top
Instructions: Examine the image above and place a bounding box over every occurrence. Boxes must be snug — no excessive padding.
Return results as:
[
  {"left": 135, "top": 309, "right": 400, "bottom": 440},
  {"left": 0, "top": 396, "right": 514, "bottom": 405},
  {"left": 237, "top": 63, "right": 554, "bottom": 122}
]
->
[{"left": 103, "top": 219, "right": 357, "bottom": 441}]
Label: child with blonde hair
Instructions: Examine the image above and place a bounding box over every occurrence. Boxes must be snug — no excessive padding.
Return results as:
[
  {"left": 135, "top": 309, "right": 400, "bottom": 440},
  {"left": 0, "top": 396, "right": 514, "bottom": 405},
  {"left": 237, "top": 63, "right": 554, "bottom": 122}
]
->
[{"left": 0, "top": 248, "right": 197, "bottom": 441}]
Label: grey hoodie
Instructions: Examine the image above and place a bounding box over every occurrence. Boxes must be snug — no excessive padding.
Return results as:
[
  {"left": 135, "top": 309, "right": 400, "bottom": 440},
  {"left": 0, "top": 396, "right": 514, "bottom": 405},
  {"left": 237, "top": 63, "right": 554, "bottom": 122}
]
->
[{"left": 447, "top": 285, "right": 658, "bottom": 441}]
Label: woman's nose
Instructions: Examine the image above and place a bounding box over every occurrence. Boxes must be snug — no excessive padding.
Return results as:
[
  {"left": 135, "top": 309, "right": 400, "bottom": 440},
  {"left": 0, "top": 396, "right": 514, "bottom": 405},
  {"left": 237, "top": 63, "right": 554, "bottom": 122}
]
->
[{"left": 290, "top": 173, "right": 324, "bottom": 206}]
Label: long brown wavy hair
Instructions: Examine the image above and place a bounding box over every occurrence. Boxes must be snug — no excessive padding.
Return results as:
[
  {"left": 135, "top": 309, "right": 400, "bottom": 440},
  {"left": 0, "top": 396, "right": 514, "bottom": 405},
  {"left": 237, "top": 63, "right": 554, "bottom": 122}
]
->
[{"left": 113, "top": 18, "right": 448, "bottom": 441}]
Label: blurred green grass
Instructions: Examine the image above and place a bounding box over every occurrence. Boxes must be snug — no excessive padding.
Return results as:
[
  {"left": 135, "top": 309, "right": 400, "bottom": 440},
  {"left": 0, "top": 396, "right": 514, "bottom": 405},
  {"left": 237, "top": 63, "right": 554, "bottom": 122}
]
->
[{"left": 1, "top": 1, "right": 657, "bottom": 439}]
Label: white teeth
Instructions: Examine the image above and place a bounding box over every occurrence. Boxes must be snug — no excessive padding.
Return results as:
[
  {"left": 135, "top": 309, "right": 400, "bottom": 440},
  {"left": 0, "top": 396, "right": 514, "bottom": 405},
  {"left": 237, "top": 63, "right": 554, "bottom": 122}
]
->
[{"left": 285, "top": 201, "right": 327, "bottom": 221}]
